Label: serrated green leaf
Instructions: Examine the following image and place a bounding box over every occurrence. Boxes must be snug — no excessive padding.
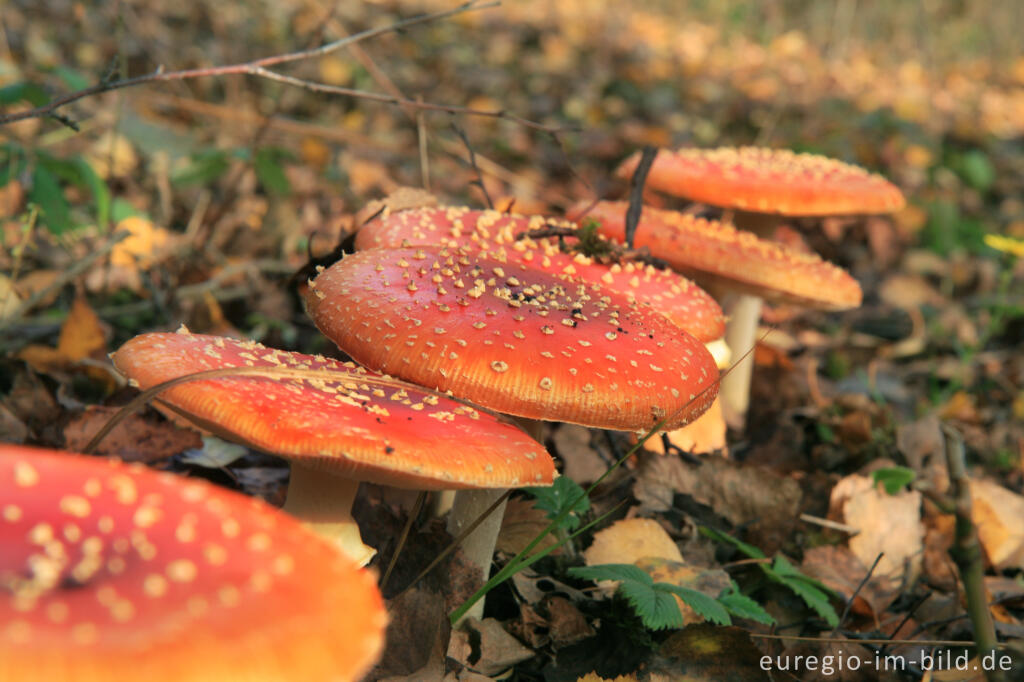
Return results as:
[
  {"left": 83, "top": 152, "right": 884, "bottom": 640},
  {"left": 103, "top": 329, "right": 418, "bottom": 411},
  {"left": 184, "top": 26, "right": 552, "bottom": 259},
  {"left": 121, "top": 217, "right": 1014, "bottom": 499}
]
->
[
  {"left": 526, "top": 476, "right": 589, "bottom": 530},
  {"left": 619, "top": 579, "right": 683, "bottom": 630},
  {"left": 172, "top": 151, "right": 230, "bottom": 186},
  {"left": 568, "top": 563, "right": 651, "bottom": 585},
  {"left": 719, "top": 588, "right": 775, "bottom": 625},
  {"left": 29, "top": 166, "right": 71, "bottom": 233},
  {"left": 699, "top": 526, "right": 765, "bottom": 559},
  {"left": 656, "top": 583, "right": 731, "bottom": 626},
  {"left": 872, "top": 466, "right": 916, "bottom": 495},
  {"left": 254, "top": 148, "right": 291, "bottom": 196},
  {"left": 773, "top": 572, "right": 839, "bottom": 626}
]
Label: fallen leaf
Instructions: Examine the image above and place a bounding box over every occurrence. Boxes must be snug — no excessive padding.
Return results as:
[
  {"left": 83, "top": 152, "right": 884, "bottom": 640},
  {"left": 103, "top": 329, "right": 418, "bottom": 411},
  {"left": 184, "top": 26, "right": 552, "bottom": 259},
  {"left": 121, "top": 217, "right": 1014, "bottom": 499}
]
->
[
  {"left": 651, "top": 624, "right": 769, "bottom": 681},
  {"left": 0, "top": 272, "right": 22, "bottom": 320},
  {"left": 86, "top": 131, "right": 138, "bottom": 179},
  {"left": 970, "top": 478, "right": 1024, "bottom": 570},
  {"left": 19, "top": 296, "right": 107, "bottom": 373},
  {"left": 178, "top": 436, "right": 249, "bottom": 469},
  {"left": 63, "top": 405, "right": 202, "bottom": 462},
  {"left": 452, "top": 618, "right": 534, "bottom": 678},
  {"left": 800, "top": 545, "right": 899, "bottom": 618},
  {"left": 634, "top": 453, "right": 801, "bottom": 553},
  {"left": 553, "top": 424, "right": 608, "bottom": 484},
  {"left": 496, "top": 496, "right": 560, "bottom": 557},
  {"left": 829, "top": 474, "right": 923, "bottom": 591},
  {"left": 544, "top": 595, "right": 595, "bottom": 649},
  {"left": 644, "top": 398, "right": 727, "bottom": 456},
  {"left": 584, "top": 518, "right": 683, "bottom": 568},
  {"left": 374, "top": 587, "right": 450, "bottom": 679}
]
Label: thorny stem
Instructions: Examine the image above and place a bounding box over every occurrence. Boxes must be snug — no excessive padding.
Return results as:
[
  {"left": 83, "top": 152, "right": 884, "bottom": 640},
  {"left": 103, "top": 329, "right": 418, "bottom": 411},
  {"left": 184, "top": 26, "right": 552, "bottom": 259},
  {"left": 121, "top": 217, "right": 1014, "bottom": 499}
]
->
[{"left": 0, "top": 1, "right": 560, "bottom": 135}]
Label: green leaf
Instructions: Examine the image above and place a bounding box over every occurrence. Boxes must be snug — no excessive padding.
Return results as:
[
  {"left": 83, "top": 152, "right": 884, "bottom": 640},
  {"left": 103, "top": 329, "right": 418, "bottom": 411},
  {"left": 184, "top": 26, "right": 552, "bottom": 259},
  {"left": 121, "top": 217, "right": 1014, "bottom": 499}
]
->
[
  {"left": 111, "top": 198, "right": 141, "bottom": 223},
  {"left": 53, "top": 66, "right": 91, "bottom": 92},
  {"left": 774, "top": 574, "right": 839, "bottom": 626},
  {"left": 172, "top": 151, "right": 230, "bottom": 186},
  {"left": 73, "top": 158, "right": 111, "bottom": 229},
  {"left": 699, "top": 526, "right": 765, "bottom": 559},
  {"left": 568, "top": 563, "right": 651, "bottom": 585},
  {"left": 619, "top": 580, "right": 683, "bottom": 630},
  {"left": 872, "top": 466, "right": 916, "bottom": 495},
  {"left": 957, "top": 150, "right": 995, "bottom": 192},
  {"left": 526, "top": 476, "right": 590, "bottom": 530},
  {"left": 719, "top": 584, "right": 775, "bottom": 625},
  {"left": 254, "top": 148, "right": 291, "bottom": 196},
  {"left": 29, "top": 165, "right": 72, "bottom": 233},
  {"left": 0, "top": 81, "right": 51, "bottom": 107},
  {"left": 656, "top": 583, "right": 731, "bottom": 626}
]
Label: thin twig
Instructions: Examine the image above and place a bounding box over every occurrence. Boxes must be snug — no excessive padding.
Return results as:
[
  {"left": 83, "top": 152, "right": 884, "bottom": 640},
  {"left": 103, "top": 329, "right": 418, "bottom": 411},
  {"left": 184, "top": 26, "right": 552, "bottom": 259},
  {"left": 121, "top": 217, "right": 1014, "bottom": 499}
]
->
[
  {"left": 799, "top": 513, "right": 860, "bottom": 535},
  {"left": 833, "top": 552, "right": 883, "bottom": 633},
  {"left": 0, "top": 1, "right": 556, "bottom": 134},
  {"left": 623, "top": 145, "right": 658, "bottom": 249},
  {"left": 450, "top": 123, "right": 494, "bottom": 208},
  {"left": 380, "top": 491, "right": 428, "bottom": 591}
]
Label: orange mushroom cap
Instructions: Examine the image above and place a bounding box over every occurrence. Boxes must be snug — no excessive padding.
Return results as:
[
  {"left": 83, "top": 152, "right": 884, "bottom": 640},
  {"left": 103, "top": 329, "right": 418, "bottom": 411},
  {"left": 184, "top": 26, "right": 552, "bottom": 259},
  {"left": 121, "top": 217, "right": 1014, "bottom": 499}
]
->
[
  {"left": 111, "top": 331, "right": 554, "bottom": 490},
  {"left": 616, "top": 146, "right": 906, "bottom": 217},
  {"left": 568, "top": 201, "right": 862, "bottom": 310},
  {"left": 355, "top": 206, "right": 725, "bottom": 342},
  {"left": 0, "top": 444, "right": 386, "bottom": 682},
  {"left": 304, "top": 246, "right": 719, "bottom": 431}
]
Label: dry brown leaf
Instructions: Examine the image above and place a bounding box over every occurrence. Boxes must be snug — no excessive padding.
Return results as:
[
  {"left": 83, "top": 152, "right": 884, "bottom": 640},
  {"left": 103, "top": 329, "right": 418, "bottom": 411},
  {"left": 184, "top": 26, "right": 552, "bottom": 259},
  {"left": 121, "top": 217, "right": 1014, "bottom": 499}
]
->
[
  {"left": 829, "top": 474, "right": 923, "bottom": 591},
  {"left": 970, "top": 478, "right": 1024, "bottom": 570},
  {"left": 584, "top": 518, "right": 682, "bottom": 568},
  {"left": 544, "top": 595, "right": 594, "bottom": 649},
  {"left": 451, "top": 618, "right": 534, "bottom": 678},
  {"left": 644, "top": 398, "right": 727, "bottom": 456},
  {"left": 19, "top": 297, "right": 108, "bottom": 375},
  {"left": 801, "top": 545, "right": 899, "bottom": 618},
  {"left": 495, "top": 497, "right": 560, "bottom": 557},
  {"left": 0, "top": 272, "right": 22, "bottom": 320},
  {"left": 652, "top": 624, "right": 769, "bottom": 681},
  {"left": 0, "top": 179, "right": 23, "bottom": 218},
  {"left": 63, "top": 405, "right": 202, "bottom": 462},
  {"left": 86, "top": 131, "right": 138, "bottom": 179},
  {"left": 576, "top": 674, "right": 639, "bottom": 682}
]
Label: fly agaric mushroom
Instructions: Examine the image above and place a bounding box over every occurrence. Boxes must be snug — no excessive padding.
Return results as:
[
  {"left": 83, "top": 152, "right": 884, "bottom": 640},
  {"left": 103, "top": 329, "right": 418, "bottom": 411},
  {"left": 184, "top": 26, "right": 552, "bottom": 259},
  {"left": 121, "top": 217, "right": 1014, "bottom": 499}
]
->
[
  {"left": 567, "top": 201, "right": 862, "bottom": 428},
  {"left": 111, "top": 330, "right": 555, "bottom": 566},
  {"left": 616, "top": 146, "right": 906, "bottom": 234},
  {"left": 305, "top": 245, "right": 719, "bottom": 431},
  {"left": 305, "top": 244, "right": 719, "bottom": 619},
  {"left": 354, "top": 206, "right": 726, "bottom": 343},
  {"left": 0, "top": 444, "right": 386, "bottom": 682}
]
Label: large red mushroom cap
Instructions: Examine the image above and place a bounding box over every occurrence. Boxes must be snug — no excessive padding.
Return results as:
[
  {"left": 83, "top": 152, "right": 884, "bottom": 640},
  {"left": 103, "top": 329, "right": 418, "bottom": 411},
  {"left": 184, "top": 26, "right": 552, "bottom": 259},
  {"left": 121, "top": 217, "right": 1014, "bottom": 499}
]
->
[
  {"left": 0, "top": 445, "right": 386, "bottom": 682},
  {"left": 111, "top": 331, "right": 554, "bottom": 490},
  {"left": 304, "top": 245, "right": 719, "bottom": 431},
  {"left": 355, "top": 206, "right": 725, "bottom": 342},
  {"left": 616, "top": 146, "right": 906, "bottom": 217},
  {"left": 568, "top": 201, "right": 863, "bottom": 311}
]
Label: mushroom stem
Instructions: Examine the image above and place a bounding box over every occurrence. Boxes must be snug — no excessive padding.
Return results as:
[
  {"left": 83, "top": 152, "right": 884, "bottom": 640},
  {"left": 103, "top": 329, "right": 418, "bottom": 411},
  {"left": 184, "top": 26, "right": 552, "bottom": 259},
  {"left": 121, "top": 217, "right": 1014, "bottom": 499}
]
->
[
  {"left": 720, "top": 293, "right": 763, "bottom": 430},
  {"left": 283, "top": 462, "right": 376, "bottom": 566},
  {"left": 447, "top": 488, "right": 509, "bottom": 624}
]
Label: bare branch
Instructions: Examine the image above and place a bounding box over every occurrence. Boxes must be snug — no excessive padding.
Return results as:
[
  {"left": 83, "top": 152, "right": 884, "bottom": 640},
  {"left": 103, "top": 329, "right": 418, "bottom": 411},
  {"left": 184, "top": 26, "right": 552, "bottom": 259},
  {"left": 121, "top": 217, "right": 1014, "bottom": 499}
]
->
[{"left": 0, "top": 1, "right": 565, "bottom": 134}]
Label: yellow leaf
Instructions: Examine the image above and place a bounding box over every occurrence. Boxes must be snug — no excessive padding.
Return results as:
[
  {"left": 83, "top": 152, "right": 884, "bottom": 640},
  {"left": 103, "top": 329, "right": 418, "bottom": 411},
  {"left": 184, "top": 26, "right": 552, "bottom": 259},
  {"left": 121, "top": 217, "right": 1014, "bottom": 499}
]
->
[{"left": 984, "top": 234, "right": 1024, "bottom": 258}]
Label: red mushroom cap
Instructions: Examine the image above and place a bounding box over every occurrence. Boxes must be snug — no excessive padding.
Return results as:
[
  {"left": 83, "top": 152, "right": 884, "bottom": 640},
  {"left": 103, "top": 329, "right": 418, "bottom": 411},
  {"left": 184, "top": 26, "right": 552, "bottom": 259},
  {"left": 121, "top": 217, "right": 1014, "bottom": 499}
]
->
[
  {"left": 354, "top": 206, "right": 725, "bottom": 342},
  {"left": 616, "top": 146, "right": 906, "bottom": 217},
  {"left": 111, "top": 331, "right": 554, "bottom": 490},
  {"left": 0, "top": 445, "right": 386, "bottom": 682},
  {"left": 568, "top": 201, "right": 862, "bottom": 310},
  {"left": 304, "top": 245, "right": 719, "bottom": 431}
]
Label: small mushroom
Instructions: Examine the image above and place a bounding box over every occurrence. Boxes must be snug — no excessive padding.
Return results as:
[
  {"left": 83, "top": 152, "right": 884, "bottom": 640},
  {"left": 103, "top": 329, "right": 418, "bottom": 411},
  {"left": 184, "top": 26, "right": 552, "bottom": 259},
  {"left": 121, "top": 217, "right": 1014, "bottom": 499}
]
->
[
  {"left": 568, "top": 201, "right": 862, "bottom": 428},
  {"left": 0, "top": 444, "right": 386, "bottom": 682},
  {"left": 111, "top": 330, "right": 555, "bottom": 566},
  {"left": 616, "top": 145, "right": 905, "bottom": 234}
]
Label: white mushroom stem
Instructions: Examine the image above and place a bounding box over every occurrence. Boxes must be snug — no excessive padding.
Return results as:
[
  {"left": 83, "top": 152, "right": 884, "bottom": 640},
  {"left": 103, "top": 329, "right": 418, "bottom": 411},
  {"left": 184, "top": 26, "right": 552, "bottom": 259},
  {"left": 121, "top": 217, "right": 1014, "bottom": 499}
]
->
[
  {"left": 720, "top": 293, "right": 763, "bottom": 430},
  {"left": 447, "top": 488, "right": 509, "bottom": 624},
  {"left": 283, "top": 462, "right": 376, "bottom": 567},
  {"left": 447, "top": 417, "right": 543, "bottom": 625}
]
